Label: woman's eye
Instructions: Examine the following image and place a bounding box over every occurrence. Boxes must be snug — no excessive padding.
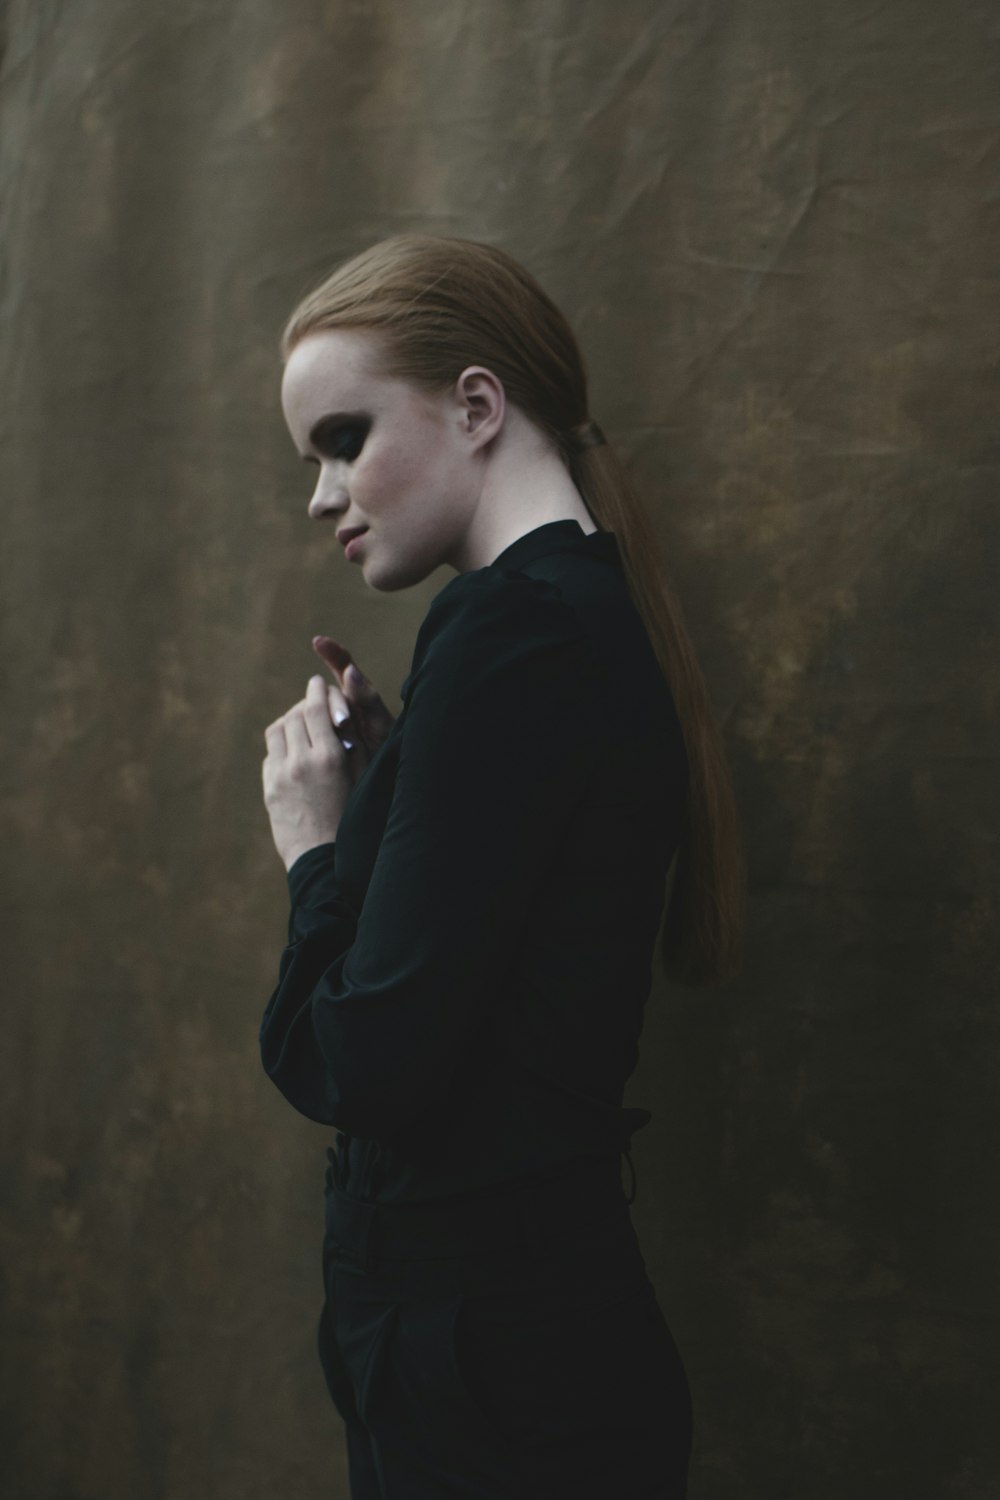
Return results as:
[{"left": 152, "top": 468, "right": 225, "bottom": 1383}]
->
[{"left": 329, "top": 421, "right": 369, "bottom": 462}]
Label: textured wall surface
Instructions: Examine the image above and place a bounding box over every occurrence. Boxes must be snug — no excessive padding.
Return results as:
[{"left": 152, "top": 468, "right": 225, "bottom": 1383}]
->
[{"left": 2, "top": 1, "right": 998, "bottom": 1496}]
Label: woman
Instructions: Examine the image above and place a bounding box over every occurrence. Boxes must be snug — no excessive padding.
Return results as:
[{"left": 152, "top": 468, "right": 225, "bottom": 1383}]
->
[{"left": 259, "top": 234, "right": 746, "bottom": 1499}]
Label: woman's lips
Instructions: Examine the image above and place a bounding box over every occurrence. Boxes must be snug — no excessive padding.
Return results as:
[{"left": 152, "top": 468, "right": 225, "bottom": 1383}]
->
[{"left": 345, "top": 530, "right": 368, "bottom": 560}]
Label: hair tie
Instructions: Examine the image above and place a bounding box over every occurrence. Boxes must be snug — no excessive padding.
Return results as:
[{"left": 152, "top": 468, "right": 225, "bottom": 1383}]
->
[{"left": 569, "top": 418, "right": 607, "bottom": 451}]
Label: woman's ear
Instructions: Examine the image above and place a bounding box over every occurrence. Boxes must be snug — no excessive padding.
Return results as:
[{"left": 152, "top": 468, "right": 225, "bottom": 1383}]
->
[{"left": 453, "top": 365, "right": 506, "bottom": 450}]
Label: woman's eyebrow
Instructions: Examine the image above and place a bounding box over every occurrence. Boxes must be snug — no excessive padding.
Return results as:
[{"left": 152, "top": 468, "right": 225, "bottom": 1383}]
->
[{"left": 299, "top": 410, "right": 368, "bottom": 459}]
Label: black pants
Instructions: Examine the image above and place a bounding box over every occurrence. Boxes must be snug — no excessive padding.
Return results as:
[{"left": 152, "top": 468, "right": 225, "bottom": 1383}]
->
[{"left": 317, "top": 1151, "right": 692, "bottom": 1499}]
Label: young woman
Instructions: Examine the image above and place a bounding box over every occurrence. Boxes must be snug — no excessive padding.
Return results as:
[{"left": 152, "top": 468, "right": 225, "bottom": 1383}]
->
[{"left": 259, "top": 234, "right": 746, "bottom": 1499}]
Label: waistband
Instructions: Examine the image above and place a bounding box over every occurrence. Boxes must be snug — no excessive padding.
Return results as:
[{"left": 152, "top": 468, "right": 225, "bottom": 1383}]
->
[{"left": 323, "top": 1150, "right": 631, "bottom": 1271}]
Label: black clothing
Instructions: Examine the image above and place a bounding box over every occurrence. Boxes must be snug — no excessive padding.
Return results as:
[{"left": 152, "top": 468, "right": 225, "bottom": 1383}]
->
[
  {"left": 259, "top": 517, "right": 693, "bottom": 1497},
  {"left": 260, "top": 519, "right": 689, "bottom": 1207},
  {"left": 319, "top": 1151, "right": 692, "bottom": 1499}
]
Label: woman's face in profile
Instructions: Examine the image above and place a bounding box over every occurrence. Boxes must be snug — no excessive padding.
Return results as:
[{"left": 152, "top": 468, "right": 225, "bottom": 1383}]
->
[{"left": 280, "top": 327, "right": 482, "bottom": 591}]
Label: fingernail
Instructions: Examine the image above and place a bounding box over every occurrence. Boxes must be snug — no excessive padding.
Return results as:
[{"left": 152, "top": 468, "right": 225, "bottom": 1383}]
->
[
  {"left": 333, "top": 708, "right": 349, "bottom": 726},
  {"left": 347, "top": 664, "right": 365, "bottom": 687}
]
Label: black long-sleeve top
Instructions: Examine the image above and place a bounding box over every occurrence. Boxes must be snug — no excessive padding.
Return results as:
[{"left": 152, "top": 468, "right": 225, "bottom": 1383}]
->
[{"left": 260, "top": 518, "right": 689, "bottom": 1204}]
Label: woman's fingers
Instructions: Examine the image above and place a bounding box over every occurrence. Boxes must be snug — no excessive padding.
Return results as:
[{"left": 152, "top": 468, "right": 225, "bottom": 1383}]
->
[
  {"left": 309, "top": 665, "right": 355, "bottom": 747},
  {"left": 313, "top": 636, "right": 351, "bottom": 679},
  {"left": 302, "top": 674, "right": 340, "bottom": 750},
  {"left": 312, "top": 636, "right": 396, "bottom": 752},
  {"left": 264, "top": 720, "right": 287, "bottom": 756},
  {"left": 264, "top": 676, "right": 357, "bottom": 761},
  {"left": 344, "top": 667, "right": 397, "bottom": 742},
  {"left": 327, "top": 685, "right": 354, "bottom": 748},
  {"left": 282, "top": 701, "right": 311, "bottom": 756},
  {"left": 313, "top": 636, "right": 376, "bottom": 701},
  {"left": 314, "top": 637, "right": 372, "bottom": 702}
]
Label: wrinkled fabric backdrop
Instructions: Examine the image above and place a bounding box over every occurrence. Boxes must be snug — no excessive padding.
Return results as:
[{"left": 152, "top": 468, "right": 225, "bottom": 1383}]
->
[{"left": 2, "top": 1, "right": 998, "bottom": 1497}]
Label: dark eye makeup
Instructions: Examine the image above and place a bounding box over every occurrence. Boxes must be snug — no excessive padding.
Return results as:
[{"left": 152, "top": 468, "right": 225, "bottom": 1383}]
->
[
  {"left": 329, "top": 419, "right": 370, "bottom": 461},
  {"left": 304, "top": 415, "right": 371, "bottom": 465}
]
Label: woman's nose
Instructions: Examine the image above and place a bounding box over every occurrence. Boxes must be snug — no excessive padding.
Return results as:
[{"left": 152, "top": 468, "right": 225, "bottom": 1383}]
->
[{"left": 308, "top": 477, "right": 348, "bottom": 521}]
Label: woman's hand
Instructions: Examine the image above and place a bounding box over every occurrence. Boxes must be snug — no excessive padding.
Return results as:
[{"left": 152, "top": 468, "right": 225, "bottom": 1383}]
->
[
  {"left": 262, "top": 674, "right": 371, "bottom": 872},
  {"left": 311, "top": 635, "right": 397, "bottom": 757}
]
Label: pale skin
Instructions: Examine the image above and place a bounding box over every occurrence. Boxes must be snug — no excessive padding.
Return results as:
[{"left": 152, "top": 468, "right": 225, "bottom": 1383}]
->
[{"left": 262, "top": 326, "right": 597, "bottom": 872}]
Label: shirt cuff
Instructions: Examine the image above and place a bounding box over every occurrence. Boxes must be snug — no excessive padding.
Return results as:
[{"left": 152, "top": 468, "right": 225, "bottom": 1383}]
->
[{"left": 286, "top": 842, "right": 339, "bottom": 908}]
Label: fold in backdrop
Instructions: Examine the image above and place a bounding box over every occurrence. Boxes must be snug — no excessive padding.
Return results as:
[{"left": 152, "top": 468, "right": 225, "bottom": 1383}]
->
[{"left": 1, "top": 2, "right": 998, "bottom": 1497}]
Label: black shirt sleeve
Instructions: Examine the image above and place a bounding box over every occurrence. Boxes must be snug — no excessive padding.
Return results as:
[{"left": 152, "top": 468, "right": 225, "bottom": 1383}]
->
[
  {"left": 285, "top": 842, "right": 342, "bottom": 930},
  {"left": 259, "top": 569, "right": 606, "bottom": 1140}
]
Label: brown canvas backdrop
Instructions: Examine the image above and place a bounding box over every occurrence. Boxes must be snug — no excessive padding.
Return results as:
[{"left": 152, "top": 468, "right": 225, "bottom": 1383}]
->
[{"left": 1, "top": 1, "right": 998, "bottom": 1496}]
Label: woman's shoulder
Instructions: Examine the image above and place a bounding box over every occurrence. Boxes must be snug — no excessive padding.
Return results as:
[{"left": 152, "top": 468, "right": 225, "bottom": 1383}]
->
[
  {"left": 400, "top": 565, "right": 593, "bottom": 707},
  {"left": 427, "top": 562, "right": 579, "bottom": 634}
]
